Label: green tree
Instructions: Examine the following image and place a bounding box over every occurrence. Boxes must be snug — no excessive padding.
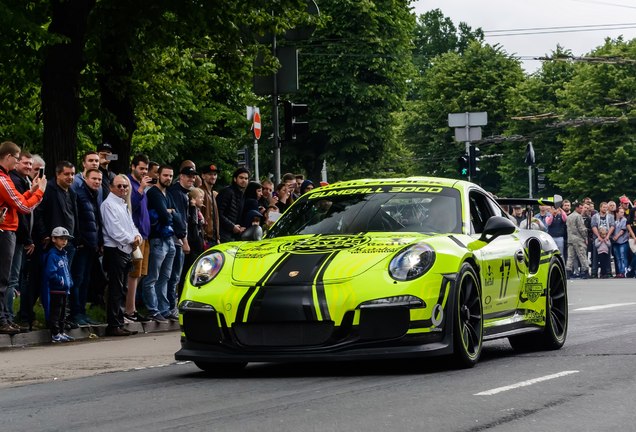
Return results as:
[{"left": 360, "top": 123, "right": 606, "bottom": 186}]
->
[
  {"left": 402, "top": 41, "right": 524, "bottom": 193},
  {"left": 498, "top": 46, "right": 576, "bottom": 198},
  {"left": 412, "top": 8, "right": 483, "bottom": 74},
  {"left": 287, "top": 0, "right": 416, "bottom": 181},
  {"left": 0, "top": 1, "right": 50, "bottom": 151},
  {"left": 553, "top": 37, "right": 636, "bottom": 202}
]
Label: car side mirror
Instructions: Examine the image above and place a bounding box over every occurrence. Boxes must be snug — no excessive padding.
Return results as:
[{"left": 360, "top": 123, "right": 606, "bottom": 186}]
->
[
  {"left": 479, "top": 216, "right": 517, "bottom": 243},
  {"left": 467, "top": 216, "right": 517, "bottom": 251}
]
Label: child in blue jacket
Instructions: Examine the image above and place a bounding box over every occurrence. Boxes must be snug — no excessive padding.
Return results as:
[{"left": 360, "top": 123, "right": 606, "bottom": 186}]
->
[{"left": 42, "top": 227, "right": 75, "bottom": 343}]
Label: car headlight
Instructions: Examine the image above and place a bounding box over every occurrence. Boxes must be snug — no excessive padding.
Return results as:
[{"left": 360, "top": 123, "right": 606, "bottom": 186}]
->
[
  {"left": 389, "top": 243, "right": 436, "bottom": 281},
  {"left": 190, "top": 251, "right": 224, "bottom": 287}
]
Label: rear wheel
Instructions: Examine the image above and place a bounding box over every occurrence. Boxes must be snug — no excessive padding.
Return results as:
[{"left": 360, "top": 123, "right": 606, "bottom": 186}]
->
[
  {"left": 452, "top": 263, "right": 483, "bottom": 368},
  {"left": 509, "top": 257, "right": 568, "bottom": 351},
  {"left": 194, "top": 361, "right": 248, "bottom": 375}
]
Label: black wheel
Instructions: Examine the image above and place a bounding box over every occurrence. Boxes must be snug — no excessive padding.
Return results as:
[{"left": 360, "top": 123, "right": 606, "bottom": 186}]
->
[
  {"left": 509, "top": 257, "right": 568, "bottom": 351},
  {"left": 194, "top": 361, "right": 247, "bottom": 375},
  {"left": 452, "top": 263, "right": 483, "bottom": 368}
]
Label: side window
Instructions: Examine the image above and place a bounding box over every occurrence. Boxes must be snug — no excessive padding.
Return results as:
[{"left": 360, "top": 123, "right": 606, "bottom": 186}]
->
[{"left": 469, "top": 191, "right": 496, "bottom": 234}]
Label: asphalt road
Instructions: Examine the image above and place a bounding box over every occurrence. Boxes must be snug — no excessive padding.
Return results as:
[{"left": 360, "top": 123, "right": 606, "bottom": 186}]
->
[{"left": 2, "top": 278, "right": 636, "bottom": 432}]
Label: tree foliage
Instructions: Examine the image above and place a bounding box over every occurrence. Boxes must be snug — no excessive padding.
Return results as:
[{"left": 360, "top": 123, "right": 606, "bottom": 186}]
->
[
  {"left": 402, "top": 42, "right": 524, "bottom": 191},
  {"left": 286, "top": 0, "right": 416, "bottom": 181}
]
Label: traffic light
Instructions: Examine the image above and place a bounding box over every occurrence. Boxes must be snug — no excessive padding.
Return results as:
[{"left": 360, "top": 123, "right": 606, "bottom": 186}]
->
[
  {"left": 469, "top": 144, "right": 480, "bottom": 178},
  {"left": 283, "top": 101, "right": 309, "bottom": 141},
  {"left": 458, "top": 154, "right": 469, "bottom": 177},
  {"left": 237, "top": 147, "right": 249, "bottom": 169},
  {"left": 534, "top": 167, "right": 546, "bottom": 193}
]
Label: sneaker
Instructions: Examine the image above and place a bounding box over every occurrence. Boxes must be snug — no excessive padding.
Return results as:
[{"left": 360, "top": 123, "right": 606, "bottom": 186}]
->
[
  {"left": 124, "top": 311, "right": 150, "bottom": 323},
  {"left": 133, "top": 311, "right": 150, "bottom": 322},
  {"left": 123, "top": 315, "right": 135, "bottom": 324},
  {"left": 149, "top": 313, "right": 167, "bottom": 322},
  {"left": 165, "top": 313, "right": 179, "bottom": 322},
  {"left": 60, "top": 333, "right": 75, "bottom": 342},
  {"left": 51, "top": 333, "right": 64, "bottom": 343}
]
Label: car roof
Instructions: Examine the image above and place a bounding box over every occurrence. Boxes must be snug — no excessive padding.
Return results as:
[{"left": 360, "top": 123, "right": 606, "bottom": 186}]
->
[{"left": 312, "top": 176, "right": 473, "bottom": 191}]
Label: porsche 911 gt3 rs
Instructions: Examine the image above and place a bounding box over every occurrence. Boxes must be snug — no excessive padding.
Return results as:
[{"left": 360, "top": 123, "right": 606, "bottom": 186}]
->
[{"left": 175, "top": 177, "right": 568, "bottom": 372}]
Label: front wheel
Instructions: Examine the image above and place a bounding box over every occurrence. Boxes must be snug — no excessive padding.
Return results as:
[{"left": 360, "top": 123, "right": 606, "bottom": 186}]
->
[
  {"left": 452, "top": 263, "right": 483, "bottom": 368},
  {"left": 509, "top": 257, "right": 568, "bottom": 351}
]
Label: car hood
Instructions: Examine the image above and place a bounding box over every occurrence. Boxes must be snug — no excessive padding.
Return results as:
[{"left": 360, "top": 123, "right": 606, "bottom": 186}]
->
[{"left": 227, "top": 233, "right": 432, "bottom": 284}]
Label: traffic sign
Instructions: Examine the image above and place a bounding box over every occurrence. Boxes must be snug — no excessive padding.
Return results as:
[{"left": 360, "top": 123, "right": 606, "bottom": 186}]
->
[
  {"left": 454, "top": 127, "right": 482, "bottom": 142},
  {"left": 253, "top": 111, "right": 262, "bottom": 140},
  {"left": 448, "top": 112, "right": 488, "bottom": 127}
]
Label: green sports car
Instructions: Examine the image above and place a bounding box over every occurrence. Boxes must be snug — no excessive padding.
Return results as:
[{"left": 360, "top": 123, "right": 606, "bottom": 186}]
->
[{"left": 175, "top": 177, "right": 568, "bottom": 371}]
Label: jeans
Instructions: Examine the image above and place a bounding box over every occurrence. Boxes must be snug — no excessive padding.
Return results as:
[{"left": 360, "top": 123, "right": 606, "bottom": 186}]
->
[
  {"left": 166, "top": 245, "right": 184, "bottom": 315},
  {"left": 613, "top": 242, "right": 628, "bottom": 275},
  {"left": 7, "top": 242, "right": 26, "bottom": 321},
  {"left": 142, "top": 237, "right": 175, "bottom": 316},
  {"left": 0, "top": 231, "right": 17, "bottom": 325},
  {"left": 553, "top": 237, "right": 565, "bottom": 258},
  {"left": 70, "top": 246, "right": 97, "bottom": 319}
]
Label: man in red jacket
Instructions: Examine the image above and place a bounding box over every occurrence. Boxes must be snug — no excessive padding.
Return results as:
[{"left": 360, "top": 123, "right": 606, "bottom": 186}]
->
[{"left": 0, "top": 141, "right": 47, "bottom": 334}]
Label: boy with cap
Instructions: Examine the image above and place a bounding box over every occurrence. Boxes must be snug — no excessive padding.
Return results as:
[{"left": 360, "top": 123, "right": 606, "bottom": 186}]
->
[{"left": 43, "top": 227, "right": 75, "bottom": 343}]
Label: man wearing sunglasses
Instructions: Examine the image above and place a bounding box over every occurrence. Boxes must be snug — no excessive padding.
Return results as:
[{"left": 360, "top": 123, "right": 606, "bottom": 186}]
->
[{"left": 101, "top": 174, "right": 141, "bottom": 336}]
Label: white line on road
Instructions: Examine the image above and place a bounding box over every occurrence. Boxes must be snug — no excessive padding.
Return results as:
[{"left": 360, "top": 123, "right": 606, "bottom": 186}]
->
[
  {"left": 474, "top": 370, "right": 579, "bottom": 396},
  {"left": 573, "top": 302, "right": 636, "bottom": 312}
]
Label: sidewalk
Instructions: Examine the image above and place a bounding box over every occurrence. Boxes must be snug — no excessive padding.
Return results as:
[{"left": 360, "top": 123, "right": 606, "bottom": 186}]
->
[{"left": 0, "top": 320, "right": 180, "bottom": 349}]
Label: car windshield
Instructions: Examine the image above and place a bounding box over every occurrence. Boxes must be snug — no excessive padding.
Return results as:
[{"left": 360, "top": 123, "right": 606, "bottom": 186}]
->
[{"left": 267, "top": 185, "right": 462, "bottom": 237}]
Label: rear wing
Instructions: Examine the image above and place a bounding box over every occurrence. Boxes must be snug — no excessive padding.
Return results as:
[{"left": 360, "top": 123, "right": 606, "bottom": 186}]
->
[
  {"left": 495, "top": 195, "right": 562, "bottom": 208},
  {"left": 495, "top": 195, "right": 563, "bottom": 230}
]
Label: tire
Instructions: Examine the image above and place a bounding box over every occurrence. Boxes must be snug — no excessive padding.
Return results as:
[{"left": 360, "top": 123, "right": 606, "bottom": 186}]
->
[
  {"left": 452, "top": 263, "right": 483, "bottom": 368},
  {"left": 509, "top": 257, "right": 568, "bottom": 351},
  {"left": 194, "top": 361, "right": 248, "bottom": 375}
]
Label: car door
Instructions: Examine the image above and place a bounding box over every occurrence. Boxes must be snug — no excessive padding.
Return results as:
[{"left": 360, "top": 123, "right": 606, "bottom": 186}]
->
[{"left": 468, "top": 190, "right": 522, "bottom": 325}]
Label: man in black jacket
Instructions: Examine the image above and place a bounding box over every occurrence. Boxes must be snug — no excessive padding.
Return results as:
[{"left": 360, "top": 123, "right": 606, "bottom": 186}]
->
[
  {"left": 69, "top": 168, "right": 103, "bottom": 325},
  {"left": 165, "top": 165, "right": 194, "bottom": 320},
  {"left": 216, "top": 167, "right": 250, "bottom": 243}
]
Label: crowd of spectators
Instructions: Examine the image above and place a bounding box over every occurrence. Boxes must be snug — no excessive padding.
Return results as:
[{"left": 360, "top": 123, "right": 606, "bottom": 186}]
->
[
  {"left": 0, "top": 140, "right": 322, "bottom": 341},
  {"left": 509, "top": 196, "right": 636, "bottom": 279}
]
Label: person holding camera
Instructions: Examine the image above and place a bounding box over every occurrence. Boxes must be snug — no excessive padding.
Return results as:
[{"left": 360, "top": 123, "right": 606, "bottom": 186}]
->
[
  {"left": 97, "top": 143, "right": 117, "bottom": 197},
  {"left": 0, "top": 141, "right": 46, "bottom": 335},
  {"left": 124, "top": 154, "right": 153, "bottom": 323}
]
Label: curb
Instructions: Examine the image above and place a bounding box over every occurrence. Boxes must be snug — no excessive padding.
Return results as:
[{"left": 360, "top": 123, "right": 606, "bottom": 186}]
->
[{"left": 0, "top": 321, "right": 181, "bottom": 349}]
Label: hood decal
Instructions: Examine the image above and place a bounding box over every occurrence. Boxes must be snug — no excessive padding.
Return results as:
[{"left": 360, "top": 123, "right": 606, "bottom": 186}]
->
[
  {"left": 279, "top": 234, "right": 370, "bottom": 254},
  {"left": 240, "top": 251, "right": 337, "bottom": 323}
]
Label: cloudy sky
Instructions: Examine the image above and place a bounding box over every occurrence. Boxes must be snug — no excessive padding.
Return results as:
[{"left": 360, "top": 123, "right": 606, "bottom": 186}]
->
[{"left": 412, "top": 0, "right": 636, "bottom": 72}]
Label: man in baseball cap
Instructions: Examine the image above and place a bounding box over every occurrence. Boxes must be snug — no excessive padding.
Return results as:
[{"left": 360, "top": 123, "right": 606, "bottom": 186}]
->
[
  {"left": 201, "top": 164, "right": 218, "bottom": 174},
  {"left": 200, "top": 164, "right": 220, "bottom": 246}
]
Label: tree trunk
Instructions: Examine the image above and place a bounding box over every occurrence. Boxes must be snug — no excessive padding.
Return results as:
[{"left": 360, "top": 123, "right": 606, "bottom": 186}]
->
[
  {"left": 97, "top": 54, "right": 136, "bottom": 174},
  {"left": 41, "top": 0, "right": 95, "bottom": 175}
]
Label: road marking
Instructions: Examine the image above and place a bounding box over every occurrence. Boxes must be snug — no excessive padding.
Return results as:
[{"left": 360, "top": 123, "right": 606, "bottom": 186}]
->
[
  {"left": 474, "top": 370, "right": 579, "bottom": 396},
  {"left": 573, "top": 302, "right": 636, "bottom": 312}
]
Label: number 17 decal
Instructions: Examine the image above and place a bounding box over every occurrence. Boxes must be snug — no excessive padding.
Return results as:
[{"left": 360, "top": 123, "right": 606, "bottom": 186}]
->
[{"left": 499, "top": 259, "right": 511, "bottom": 298}]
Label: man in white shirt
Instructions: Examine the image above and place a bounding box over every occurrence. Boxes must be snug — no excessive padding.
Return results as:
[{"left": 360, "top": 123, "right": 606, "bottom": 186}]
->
[{"left": 101, "top": 174, "right": 141, "bottom": 336}]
